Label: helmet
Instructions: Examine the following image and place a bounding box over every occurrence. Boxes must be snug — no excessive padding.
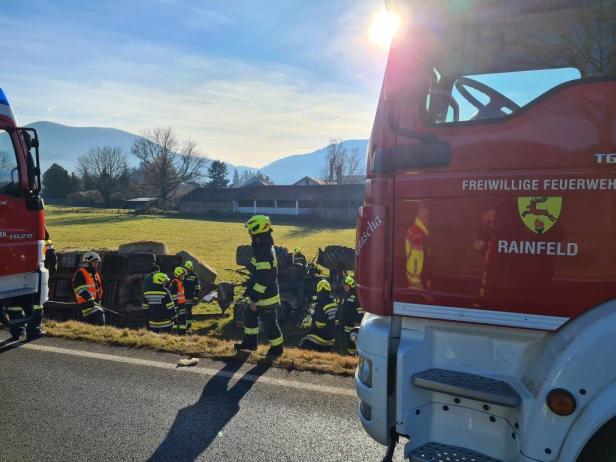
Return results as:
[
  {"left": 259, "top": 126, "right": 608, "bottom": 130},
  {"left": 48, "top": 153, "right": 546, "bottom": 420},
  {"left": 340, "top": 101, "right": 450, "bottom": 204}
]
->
[
  {"left": 174, "top": 266, "right": 185, "bottom": 277},
  {"left": 316, "top": 279, "right": 331, "bottom": 293},
  {"left": 294, "top": 247, "right": 301, "bottom": 254},
  {"left": 184, "top": 260, "right": 193, "bottom": 270},
  {"left": 153, "top": 272, "right": 170, "bottom": 285},
  {"left": 343, "top": 275, "right": 356, "bottom": 288},
  {"left": 245, "top": 215, "right": 272, "bottom": 236},
  {"left": 82, "top": 251, "right": 101, "bottom": 264}
]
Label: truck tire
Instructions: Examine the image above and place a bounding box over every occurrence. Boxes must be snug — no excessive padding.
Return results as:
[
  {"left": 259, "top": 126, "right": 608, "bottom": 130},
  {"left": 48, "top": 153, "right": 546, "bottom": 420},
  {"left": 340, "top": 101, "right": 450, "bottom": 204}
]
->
[
  {"left": 236, "top": 245, "right": 253, "bottom": 267},
  {"left": 317, "top": 245, "right": 356, "bottom": 271},
  {"left": 118, "top": 241, "right": 169, "bottom": 255},
  {"left": 176, "top": 250, "right": 218, "bottom": 285},
  {"left": 578, "top": 418, "right": 616, "bottom": 462}
]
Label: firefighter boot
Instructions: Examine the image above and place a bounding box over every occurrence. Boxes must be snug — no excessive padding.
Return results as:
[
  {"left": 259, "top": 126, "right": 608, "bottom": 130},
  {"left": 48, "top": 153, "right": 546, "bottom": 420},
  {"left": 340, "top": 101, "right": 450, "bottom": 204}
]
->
[
  {"left": 234, "top": 339, "right": 257, "bottom": 352},
  {"left": 266, "top": 344, "right": 283, "bottom": 358}
]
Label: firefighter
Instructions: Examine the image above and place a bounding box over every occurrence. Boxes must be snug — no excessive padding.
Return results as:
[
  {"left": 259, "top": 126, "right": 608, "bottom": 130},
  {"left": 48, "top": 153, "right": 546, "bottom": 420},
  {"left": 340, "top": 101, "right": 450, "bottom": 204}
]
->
[
  {"left": 234, "top": 215, "right": 284, "bottom": 358},
  {"left": 299, "top": 279, "right": 338, "bottom": 352},
  {"left": 142, "top": 272, "right": 176, "bottom": 333},
  {"left": 292, "top": 247, "right": 306, "bottom": 268},
  {"left": 169, "top": 266, "right": 187, "bottom": 335},
  {"left": 183, "top": 260, "right": 201, "bottom": 328},
  {"left": 340, "top": 275, "right": 364, "bottom": 355},
  {"left": 72, "top": 251, "right": 105, "bottom": 325}
]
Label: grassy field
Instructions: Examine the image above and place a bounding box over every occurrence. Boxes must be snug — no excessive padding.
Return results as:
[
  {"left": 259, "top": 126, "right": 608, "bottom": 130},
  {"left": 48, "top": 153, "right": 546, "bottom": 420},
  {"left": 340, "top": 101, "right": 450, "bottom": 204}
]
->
[
  {"left": 46, "top": 206, "right": 355, "bottom": 283},
  {"left": 43, "top": 206, "right": 358, "bottom": 371}
]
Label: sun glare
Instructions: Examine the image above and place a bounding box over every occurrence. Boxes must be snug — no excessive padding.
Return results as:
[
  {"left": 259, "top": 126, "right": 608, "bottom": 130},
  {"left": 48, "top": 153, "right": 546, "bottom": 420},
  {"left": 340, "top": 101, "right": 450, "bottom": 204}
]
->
[{"left": 369, "top": 10, "right": 400, "bottom": 49}]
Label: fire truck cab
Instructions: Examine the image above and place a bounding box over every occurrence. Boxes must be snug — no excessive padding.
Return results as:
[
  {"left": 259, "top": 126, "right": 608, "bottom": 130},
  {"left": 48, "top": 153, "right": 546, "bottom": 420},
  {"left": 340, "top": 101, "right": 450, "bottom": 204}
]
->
[
  {"left": 0, "top": 88, "right": 47, "bottom": 331},
  {"left": 355, "top": 1, "right": 616, "bottom": 461}
]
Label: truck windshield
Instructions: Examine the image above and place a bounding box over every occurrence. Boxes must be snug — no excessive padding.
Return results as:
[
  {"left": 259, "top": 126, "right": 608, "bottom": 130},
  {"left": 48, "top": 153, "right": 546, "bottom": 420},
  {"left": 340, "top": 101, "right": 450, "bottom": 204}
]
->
[
  {"left": 421, "top": 1, "right": 614, "bottom": 124},
  {"left": 0, "top": 129, "right": 19, "bottom": 195}
]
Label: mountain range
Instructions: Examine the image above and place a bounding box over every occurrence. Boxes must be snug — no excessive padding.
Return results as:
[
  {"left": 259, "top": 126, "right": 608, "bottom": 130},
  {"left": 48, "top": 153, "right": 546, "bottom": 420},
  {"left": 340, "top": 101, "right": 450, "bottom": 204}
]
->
[{"left": 26, "top": 121, "right": 369, "bottom": 185}]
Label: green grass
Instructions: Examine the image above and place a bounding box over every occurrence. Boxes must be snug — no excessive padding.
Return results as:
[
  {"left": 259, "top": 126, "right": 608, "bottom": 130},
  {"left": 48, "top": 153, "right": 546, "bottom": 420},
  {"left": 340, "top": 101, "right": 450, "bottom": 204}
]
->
[{"left": 46, "top": 205, "right": 355, "bottom": 284}]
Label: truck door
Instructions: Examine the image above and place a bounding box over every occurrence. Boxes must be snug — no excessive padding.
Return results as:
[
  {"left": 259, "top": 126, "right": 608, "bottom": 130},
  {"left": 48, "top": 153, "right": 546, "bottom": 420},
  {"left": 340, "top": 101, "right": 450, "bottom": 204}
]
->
[
  {"left": 390, "top": 13, "right": 616, "bottom": 327},
  {"left": 0, "top": 128, "right": 39, "bottom": 285}
]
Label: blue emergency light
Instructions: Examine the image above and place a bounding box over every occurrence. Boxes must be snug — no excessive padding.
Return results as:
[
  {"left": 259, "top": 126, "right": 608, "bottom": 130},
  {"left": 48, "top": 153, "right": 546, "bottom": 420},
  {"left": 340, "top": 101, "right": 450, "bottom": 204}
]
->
[{"left": 0, "top": 88, "right": 10, "bottom": 106}]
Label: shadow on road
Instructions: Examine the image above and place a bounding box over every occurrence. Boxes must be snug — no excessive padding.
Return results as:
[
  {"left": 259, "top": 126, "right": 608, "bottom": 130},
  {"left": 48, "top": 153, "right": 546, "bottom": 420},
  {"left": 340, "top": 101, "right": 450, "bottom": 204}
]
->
[{"left": 148, "top": 357, "right": 271, "bottom": 462}]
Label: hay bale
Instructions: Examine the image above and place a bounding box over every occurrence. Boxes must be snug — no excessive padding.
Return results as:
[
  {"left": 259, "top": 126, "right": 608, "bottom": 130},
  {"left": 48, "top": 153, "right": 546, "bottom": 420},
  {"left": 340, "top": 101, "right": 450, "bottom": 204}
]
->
[
  {"left": 175, "top": 250, "right": 217, "bottom": 285},
  {"left": 118, "top": 241, "right": 169, "bottom": 255}
]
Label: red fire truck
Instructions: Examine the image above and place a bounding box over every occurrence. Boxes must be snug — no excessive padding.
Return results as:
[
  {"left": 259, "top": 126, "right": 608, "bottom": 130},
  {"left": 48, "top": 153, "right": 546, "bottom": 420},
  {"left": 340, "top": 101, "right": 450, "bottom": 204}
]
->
[
  {"left": 355, "top": 1, "right": 616, "bottom": 461},
  {"left": 0, "top": 88, "right": 47, "bottom": 331}
]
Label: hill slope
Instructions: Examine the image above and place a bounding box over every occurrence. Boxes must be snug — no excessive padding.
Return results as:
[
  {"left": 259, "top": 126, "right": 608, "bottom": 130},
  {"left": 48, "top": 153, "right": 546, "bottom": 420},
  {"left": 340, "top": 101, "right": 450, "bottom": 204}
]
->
[{"left": 28, "top": 121, "right": 368, "bottom": 184}]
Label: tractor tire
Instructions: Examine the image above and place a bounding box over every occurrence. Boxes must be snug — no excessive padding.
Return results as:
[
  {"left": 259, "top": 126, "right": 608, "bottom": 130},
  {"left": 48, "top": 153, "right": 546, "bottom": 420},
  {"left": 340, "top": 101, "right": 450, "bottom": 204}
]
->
[
  {"left": 317, "top": 245, "right": 356, "bottom": 271},
  {"left": 125, "top": 253, "right": 156, "bottom": 275},
  {"left": 118, "top": 241, "right": 169, "bottom": 255},
  {"left": 274, "top": 246, "right": 292, "bottom": 269},
  {"left": 236, "top": 245, "right": 253, "bottom": 267},
  {"left": 236, "top": 245, "right": 291, "bottom": 268},
  {"left": 234, "top": 301, "right": 248, "bottom": 329},
  {"left": 176, "top": 250, "right": 218, "bottom": 285}
]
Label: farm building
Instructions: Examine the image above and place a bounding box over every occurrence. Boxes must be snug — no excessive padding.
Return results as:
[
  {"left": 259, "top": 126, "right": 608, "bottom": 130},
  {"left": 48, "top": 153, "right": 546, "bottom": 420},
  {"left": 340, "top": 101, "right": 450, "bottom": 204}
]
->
[{"left": 179, "top": 184, "right": 365, "bottom": 222}]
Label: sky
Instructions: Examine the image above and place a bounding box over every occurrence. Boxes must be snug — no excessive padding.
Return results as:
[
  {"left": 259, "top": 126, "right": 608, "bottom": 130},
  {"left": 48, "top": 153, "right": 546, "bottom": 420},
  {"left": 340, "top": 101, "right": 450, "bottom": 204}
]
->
[{"left": 0, "top": 0, "right": 390, "bottom": 167}]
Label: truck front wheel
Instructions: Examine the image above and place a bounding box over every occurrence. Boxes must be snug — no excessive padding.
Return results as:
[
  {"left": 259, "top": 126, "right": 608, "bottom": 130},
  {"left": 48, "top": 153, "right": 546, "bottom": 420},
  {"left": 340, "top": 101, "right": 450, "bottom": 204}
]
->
[{"left": 577, "top": 418, "right": 616, "bottom": 462}]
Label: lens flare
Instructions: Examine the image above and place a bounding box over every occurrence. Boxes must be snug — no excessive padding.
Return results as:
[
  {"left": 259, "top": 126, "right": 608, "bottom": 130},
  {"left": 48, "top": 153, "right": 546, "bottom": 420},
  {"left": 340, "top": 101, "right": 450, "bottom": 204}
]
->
[{"left": 369, "top": 10, "right": 400, "bottom": 49}]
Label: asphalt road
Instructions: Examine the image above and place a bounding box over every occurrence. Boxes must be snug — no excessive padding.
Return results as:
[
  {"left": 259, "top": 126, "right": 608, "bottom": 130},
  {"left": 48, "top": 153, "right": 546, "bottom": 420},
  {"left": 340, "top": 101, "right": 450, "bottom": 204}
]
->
[{"left": 0, "top": 333, "right": 404, "bottom": 461}]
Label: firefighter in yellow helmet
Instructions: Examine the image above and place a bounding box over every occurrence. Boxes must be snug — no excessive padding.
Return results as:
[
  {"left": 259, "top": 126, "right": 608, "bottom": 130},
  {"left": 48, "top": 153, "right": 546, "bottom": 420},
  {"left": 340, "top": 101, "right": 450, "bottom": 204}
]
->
[
  {"left": 299, "top": 279, "right": 338, "bottom": 352},
  {"left": 169, "top": 267, "right": 187, "bottom": 335},
  {"left": 183, "top": 260, "right": 201, "bottom": 329},
  {"left": 292, "top": 246, "right": 306, "bottom": 268},
  {"left": 340, "top": 275, "right": 364, "bottom": 355},
  {"left": 234, "top": 215, "right": 284, "bottom": 358},
  {"left": 142, "top": 272, "right": 176, "bottom": 333}
]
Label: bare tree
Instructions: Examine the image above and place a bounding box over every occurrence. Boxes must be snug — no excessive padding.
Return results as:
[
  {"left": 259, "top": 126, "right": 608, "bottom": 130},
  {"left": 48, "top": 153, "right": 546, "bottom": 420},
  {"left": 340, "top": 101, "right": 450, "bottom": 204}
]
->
[
  {"left": 77, "top": 146, "right": 129, "bottom": 207},
  {"left": 319, "top": 139, "right": 363, "bottom": 183},
  {"left": 517, "top": 0, "right": 616, "bottom": 77},
  {"left": 345, "top": 147, "right": 362, "bottom": 178},
  {"left": 131, "top": 127, "right": 208, "bottom": 204}
]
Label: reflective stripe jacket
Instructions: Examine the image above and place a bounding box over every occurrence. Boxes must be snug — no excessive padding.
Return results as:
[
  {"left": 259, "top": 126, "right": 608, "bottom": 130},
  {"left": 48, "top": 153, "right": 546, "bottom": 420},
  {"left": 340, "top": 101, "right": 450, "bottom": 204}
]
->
[
  {"left": 183, "top": 270, "right": 201, "bottom": 304},
  {"left": 341, "top": 289, "right": 364, "bottom": 329},
  {"left": 309, "top": 292, "right": 338, "bottom": 345},
  {"left": 143, "top": 286, "right": 176, "bottom": 323},
  {"left": 169, "top": 277, "right": 186, "bottom": 308},
  {"left": 72, "top": 267, "right": 103, "bottom": 306},
  {"left": 245, "top": 233, "right": 280, "bottom": 307}
]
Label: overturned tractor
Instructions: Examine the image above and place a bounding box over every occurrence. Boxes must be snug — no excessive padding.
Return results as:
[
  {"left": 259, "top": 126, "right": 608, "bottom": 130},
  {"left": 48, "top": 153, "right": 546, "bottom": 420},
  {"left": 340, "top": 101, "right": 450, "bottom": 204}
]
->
[{"left": 46, "top": 242, "right": 217, "bottom": 327}]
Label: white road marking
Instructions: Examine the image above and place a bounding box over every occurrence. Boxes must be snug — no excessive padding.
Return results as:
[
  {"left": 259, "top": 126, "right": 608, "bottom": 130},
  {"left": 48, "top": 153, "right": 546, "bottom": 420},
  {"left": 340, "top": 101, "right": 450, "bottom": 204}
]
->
[{"left": 22, "top": 343, "right": 356, "bottom": 397}]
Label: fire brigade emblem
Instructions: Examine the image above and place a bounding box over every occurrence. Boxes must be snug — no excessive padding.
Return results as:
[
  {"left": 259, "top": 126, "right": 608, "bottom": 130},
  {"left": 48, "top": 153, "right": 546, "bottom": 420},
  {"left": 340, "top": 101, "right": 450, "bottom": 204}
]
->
[{"left": 517, "top": 196, "right": 562, "bottom": 235}]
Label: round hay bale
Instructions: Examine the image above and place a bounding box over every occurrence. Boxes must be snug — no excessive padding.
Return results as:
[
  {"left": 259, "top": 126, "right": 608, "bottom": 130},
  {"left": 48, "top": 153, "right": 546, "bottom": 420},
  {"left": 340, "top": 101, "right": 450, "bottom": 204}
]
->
[
  {"left": 118, "top": 241, "right": 169, "bottom": 255},
  {"left": 176, "top": 250, "right": 217, "bottom": 285}
]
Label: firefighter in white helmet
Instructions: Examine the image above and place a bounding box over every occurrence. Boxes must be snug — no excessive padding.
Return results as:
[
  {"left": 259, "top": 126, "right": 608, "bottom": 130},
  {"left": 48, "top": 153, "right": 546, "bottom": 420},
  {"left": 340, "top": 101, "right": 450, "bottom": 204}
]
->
[{"left": 72, "top": 251, "right": 105, "bottom": 325}]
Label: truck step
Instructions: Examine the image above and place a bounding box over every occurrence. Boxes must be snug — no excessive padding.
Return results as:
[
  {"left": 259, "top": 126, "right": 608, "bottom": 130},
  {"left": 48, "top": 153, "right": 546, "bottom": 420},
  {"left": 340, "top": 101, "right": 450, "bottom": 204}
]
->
[
  {"left": 412, "top": 368, "right": 521, "bottom": 407},
  {"left": 409, "top": 442, "right": 502, "bottom": 462}
]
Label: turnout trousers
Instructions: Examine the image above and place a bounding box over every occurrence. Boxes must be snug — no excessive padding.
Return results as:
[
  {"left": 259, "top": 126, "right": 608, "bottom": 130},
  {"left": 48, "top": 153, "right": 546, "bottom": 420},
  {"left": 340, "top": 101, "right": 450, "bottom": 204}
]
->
[
  {"left": 6, "top": 304, "right": 44, "bottom": 339},
  {"left": 242, "top": 304, "right": 283, "bottom": 349},
  {"left": 82, "top": 307, "right": 106, "bottom": 326}
]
